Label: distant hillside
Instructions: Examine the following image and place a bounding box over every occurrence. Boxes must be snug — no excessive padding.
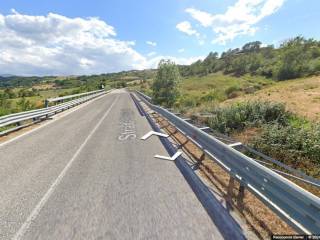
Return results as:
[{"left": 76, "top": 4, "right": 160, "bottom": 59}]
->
[
  {"left": 0, "top": 69, "right": 156, "bottom": 89},
  {"left": 178, "top": 36, "right": 320, "bottom": 81}
]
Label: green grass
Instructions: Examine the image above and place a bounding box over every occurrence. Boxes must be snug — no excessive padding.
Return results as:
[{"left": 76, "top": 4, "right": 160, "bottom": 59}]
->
[
  {"left": 172, "top": 72, "right": 273, "bottom": 110},
  {"left": 180, "top": 72, "right": 273, "bottom": 98},
  {"left": 0, "top": 86, "right": 85, "bottom": 116},
  {"left": 133, "top": 72, "right": 274, "bottom": 110},
  {"left": 39, "top": 87, "right": 79, "bottom": 99},
  {"left": 6, "top": 87, "right": 80, "bottom": 109}
]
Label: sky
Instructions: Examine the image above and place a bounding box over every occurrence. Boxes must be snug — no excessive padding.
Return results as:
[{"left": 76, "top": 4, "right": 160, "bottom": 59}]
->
[{"left": 0, "top": 0, "right": 319, "bottom": 76}]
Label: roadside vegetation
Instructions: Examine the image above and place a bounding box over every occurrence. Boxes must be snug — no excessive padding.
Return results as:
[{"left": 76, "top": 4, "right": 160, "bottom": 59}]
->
[
  {"left": 151, "top": 59, "right": 180, "bottom": 107},
  {"left": 201, "top": 101, "right": 320, "bottom": 178},
  {"left": 132, "top": 36, "right": 320, "bottom": 179}
]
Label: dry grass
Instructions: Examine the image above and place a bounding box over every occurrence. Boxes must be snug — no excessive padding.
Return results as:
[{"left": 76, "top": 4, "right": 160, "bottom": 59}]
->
[
  {"left": 224, "top": 76, "right": 320, "bottom": 121},
  {"left": 32, "top": 83, "right": 56, "bottom": 90}
]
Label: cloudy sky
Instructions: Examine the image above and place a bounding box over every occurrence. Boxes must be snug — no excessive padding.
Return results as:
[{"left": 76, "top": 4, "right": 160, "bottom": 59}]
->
[{"left": 0, "top": 0, "right": 319, "bottom": 76}]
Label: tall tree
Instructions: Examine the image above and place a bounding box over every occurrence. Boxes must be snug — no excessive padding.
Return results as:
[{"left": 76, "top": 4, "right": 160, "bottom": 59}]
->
[{"left": 152, "top": 59, "right": 180, "bottom": 107}]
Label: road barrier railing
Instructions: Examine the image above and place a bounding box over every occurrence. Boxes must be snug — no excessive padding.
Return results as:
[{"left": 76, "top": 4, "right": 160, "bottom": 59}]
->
[
  {"left": 136, "top": 91, "right": 320, "bottom": 234},
  {"left": 0, "top": 89, "right": 111, "bottom": 136},
  {"left": 45, "top": 89, "right": 105, "bottom": 107}
]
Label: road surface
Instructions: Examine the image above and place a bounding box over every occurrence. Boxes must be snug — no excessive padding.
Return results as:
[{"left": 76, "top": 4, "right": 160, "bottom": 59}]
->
[{"left": 0, "top": 89, "right": 226, "bottom": 240}]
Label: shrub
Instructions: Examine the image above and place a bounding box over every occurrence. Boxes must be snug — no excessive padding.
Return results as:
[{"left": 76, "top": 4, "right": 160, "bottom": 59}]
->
[
  {"left": 175, "top": 95, "right": 200, "bottom": 108},
  {"left": 252, "top": 123, "right": 320, "bottom": 176},
  {"left": 208, "top": 101, "right": 290, "bottom": 134},
  {"left": 225, "top": 85, "right": 241, "bottom": 96},
  {"left": 201, "top": 90, "right": 225, "bottom": 102}
]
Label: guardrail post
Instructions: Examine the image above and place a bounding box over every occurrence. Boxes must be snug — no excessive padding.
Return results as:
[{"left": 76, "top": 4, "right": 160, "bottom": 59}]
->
[
  {"left": 237, "top": 184, "right": 245, "bottom": 212},
  {"left": 227, "top": 177, "right": 235, "bottom": 208},
  {"left": 199, "top": 152, "right": 205, "bottom": 162}
]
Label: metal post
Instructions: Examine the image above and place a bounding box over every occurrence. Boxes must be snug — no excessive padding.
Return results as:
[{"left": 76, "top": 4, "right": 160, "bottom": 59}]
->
[
  {"left": 237, "top": 184, "right": 245, "bottom": 212},
  {"left": 227, "top": 177, "right": 235, "bottom": 208}
]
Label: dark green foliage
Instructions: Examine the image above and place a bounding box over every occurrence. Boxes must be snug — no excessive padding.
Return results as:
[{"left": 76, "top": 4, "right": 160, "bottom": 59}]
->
[
  {"left": 152, "top": 59, "right": 180, "bottom": 107},
  {"left": 18, "top": 88, "right": 39, "bottom": 98},
  {"left": 2, "top": 88, "right": 16, "bottom": 99},
  {"left": 179, "top": 36, "right": 320, "bottom": 81},
  {"left": 208, "top": 101, "right": 290, "bottom": 134},
  {"left": 252, "top": 123, "right": 320, "bottom": 176},
  {"left": 207, "top": 100, "right": 320, "bottom": 177},
  {"left": 0, "top": 97, "right": 11, "bottom": 116},
  {"left": 0, "top": 76, "right": 47, "bottom": 88}
]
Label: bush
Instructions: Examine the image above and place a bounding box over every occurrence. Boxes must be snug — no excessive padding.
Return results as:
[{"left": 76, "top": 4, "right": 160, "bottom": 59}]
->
[
  {"left": 208, "top": 101, "right": 290, "bottom": 134},
  {"left": 175, "top": 95, "right": 200, "bottom": 108},
  {"left": 201, "top": 90, "right": 226, "bottom": 102},
  {"left": 252, "top": 123, "right": 320, "bottom": 176},
  {"left": 310, "top": 58, "right": 320, "bottom": 74},
  {"left": 225, "top": 85, "right": 241, "bottom": 96}
]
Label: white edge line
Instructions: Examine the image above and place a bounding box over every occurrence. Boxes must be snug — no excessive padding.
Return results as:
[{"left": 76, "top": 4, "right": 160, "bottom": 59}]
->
[
  {"left": 12, "top": 96, "right": 119, "bottom": 240},
  {"left": 0, "top": 92, "right": 110, "bottom": 148}
]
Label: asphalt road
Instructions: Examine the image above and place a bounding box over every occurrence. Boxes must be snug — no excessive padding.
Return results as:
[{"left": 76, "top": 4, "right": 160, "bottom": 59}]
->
[{"left": 0, "top": 89, "right": 225, "bottom": 240}]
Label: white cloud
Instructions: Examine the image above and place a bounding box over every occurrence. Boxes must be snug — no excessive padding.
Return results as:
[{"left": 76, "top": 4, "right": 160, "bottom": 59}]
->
[
  {"left": 176, "top": 21, "right": 199, "bottom": 37},
  {"left": 185, "top": 8, "right": 214, "bottom": 28},
  {"left": 147, "top": 51, "right": 157, "bottom": 57},
  {"left": 0, "top": 11, "right": 150, "bottom": 75},
  {"left": 0, "top": 11, "right": 206, "bottom": 75},
  {"left": 178, "top": 48, "right": 185, "bottom": 53},
  {"left": 185, "top": 0, "right": 285, "bottom": 44},
  {"left": 147, "top": 55, "right": 205, "bottom": 68},
  {"left": 146, "top": 41, "right": 157, "bottom": 47}
]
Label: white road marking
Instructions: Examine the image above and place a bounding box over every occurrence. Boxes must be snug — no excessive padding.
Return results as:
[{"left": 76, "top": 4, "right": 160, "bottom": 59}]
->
[
  {"left": 12, "top": 96, "right": 119, "bottom": 240},
  {"left": 140, "top": 131, "right": 169, "bottom": 140},
  {"left": 154, "top": 151, "right": 182, "bottom": 161},
  {"left": 0, "top": 93, "right": 110, "bottom": 148}
]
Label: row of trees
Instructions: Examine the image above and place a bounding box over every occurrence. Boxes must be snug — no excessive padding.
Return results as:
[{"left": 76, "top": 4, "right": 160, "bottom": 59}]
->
[{"left": 179, "top": 36, "right": 320, "bottom": 80}]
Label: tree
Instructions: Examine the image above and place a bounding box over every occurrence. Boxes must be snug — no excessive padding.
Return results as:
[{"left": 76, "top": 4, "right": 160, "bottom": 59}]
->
[
  {"left": 4, "top": 88, "right": 16, "bottom": 99},
  {"left": 276, "top": 37, "right": 309, "bottom": 80},
  {"left": 242, "top": 41, "right": 262, "bottom": 52},
  {"left": 152, "top": 59, "right": 180, "bottom": 107},
  {"left": 16, "top": 97, "right": 34, "bottom": 111}
]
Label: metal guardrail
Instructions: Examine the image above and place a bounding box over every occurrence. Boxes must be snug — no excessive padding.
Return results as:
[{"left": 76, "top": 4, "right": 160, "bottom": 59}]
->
[
  {"left": 45, "top": 89, "right": 105, "bottom": 107},
  {"left": 136, "top": 91, "right": 320, "bottom": 234},
  {"left": 169, "top": 108, "right": 320, "bottom": 189},
  {"left": 0, "top": 90, "right": 110, "bottom": 135}
]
